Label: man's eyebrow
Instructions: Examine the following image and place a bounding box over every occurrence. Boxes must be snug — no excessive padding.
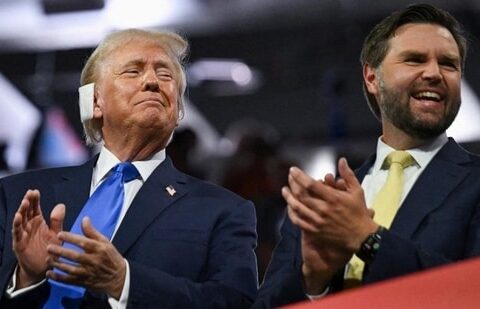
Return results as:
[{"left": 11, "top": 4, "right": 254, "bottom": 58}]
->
[
  {"left": 397, "top": 50, "right": 460, "bottom": 62},
  {"left": 397, "top": 50, "right": 426, "bottom": 58},
  {"left": 439, "top": 54, "right": 461, "bottom": 64},
  {"left": 119, "top": 58, "right": 174, "bottom": 69},
  {"left": 119, "top": 58, "right": 145, "bottom": 68}
]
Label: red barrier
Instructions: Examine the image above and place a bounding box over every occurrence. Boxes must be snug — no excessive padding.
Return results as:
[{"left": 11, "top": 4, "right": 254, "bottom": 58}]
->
[{"left": 284, "top": 257, "right": 480, "bottom": 308}]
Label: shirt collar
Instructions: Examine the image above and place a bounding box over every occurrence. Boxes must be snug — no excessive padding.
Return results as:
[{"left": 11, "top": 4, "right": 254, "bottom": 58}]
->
[
  {"left": 93, "top": 147, "right": 166, "bottom": 187},
  {"left": 373, "top": 133, "right": 448, "bottom": 172}
]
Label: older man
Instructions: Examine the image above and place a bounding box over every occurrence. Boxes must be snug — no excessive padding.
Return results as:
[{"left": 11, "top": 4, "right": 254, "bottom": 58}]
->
[
  {"left": 0, "top": 29, "right": 257, "bottom": 308},
  {"left": 255, "top": 3, "right": 480, "bottom": 307}
]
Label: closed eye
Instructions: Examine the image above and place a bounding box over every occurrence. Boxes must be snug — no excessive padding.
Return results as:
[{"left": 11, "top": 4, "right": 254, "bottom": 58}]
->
[
  {"left": 439, "top": 60, "right": 460, "bottom": 71},
  {"left": 124, "top": 69, "right": 140, "bottom": 75},
  {"left": 404, "top": 57, "right": 425, "bottom": 65},
  {"left": 156, "top": 70, "right": 174, "bottom": 80}
]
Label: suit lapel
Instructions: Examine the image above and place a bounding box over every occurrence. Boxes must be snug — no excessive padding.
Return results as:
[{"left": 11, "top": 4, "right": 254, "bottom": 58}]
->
[
  {"left": 390, "top": 138, "right": 472, "bottom": 237},
  {"left": 53, "top": 157, "right": 96, "bottom": 230},
  {"left": 112, "top": 157, "right": 188, "bottom": 254},
  {"left": 355, "top": 154, "right": 376, "bottom": 183}
]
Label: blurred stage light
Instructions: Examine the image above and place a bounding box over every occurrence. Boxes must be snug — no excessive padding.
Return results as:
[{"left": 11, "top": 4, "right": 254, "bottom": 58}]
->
[
  {"left": 447, "top": 80, "right": 480, "bottom": 142},
  {"left": 188, "top": 59, "right": 262, "bottom": 95},
  {"left": 303, "top": 146, "right": 337, "bottom": 180},
  {"left": 283, "top": 145, "right": 337, "bottom": 181},
  {"left": 106, "top": 0, "right": 199, "bottom": 29}
]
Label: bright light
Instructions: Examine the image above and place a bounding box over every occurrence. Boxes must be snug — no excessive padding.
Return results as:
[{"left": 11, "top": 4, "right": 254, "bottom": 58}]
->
[
  {"left": 106, "top": 0, "right": 198, "bottom": 29},
  {"left": 283, "top": 145, "right": 337, "bottom": 181},
  {"left": 0, "top": 0, "right": 201, "bottom": 51},
  {"left": 188, "top": 59, "right": 261, "bottom": 94},
  {"left": 231, "top": 63, "right": 252, "bottom": 86},
  {"left": 304, "top": 147, "right": 337, "bottom": 180},
  {"left": 447, "top": 80, "right": 480, "bottom": 142},
  {"left": 189, "top": 59, "right": 245, "bottom": 82}
]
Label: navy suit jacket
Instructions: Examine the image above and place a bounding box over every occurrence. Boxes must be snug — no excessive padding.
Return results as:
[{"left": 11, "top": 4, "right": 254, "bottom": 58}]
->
[
  {"left": 254, "top": 138, "right": 480, "bottom": 308},
  {"left": 0, "top": 156, "right": 258, "bottom": 308}
]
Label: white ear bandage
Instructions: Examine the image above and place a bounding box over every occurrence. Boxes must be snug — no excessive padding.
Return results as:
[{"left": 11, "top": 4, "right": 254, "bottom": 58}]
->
[{"left": 78, "top": 83, "right": 95, "bottom": 122}]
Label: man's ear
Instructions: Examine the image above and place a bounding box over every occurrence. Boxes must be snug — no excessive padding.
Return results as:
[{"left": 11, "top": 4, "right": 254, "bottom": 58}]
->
[
  {"left": 363, "top": 64, "right": 379, "bottom": 96},
  {"left": 93, "top": 88, "right": 103, "bottom": 119},
  {"left": 175, "top": 100, "right": 182, "bottom": 127}
]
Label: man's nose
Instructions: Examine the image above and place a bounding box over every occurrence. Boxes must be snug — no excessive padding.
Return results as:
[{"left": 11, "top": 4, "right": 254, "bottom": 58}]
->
[
  {"left": 421, "top": 61, "right": 442, "bottom": 82},
  {"left": 142, "top": 69, "right": 160, "bottom": 91}
]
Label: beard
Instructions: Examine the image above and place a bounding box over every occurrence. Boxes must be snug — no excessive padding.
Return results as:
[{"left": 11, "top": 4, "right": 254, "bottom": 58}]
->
[{"left": 378, "top": 78, "right": 460, "bottom": 140}]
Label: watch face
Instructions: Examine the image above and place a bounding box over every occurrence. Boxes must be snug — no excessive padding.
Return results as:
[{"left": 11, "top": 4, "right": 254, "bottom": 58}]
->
[{"left": 357, "top": 227, "right": 384, "bottom": 264}]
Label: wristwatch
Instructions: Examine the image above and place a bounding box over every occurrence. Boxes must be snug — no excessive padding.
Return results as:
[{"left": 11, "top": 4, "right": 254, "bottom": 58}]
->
[{"left": 356, "top": 226, "right": 385, "bottom": 264}]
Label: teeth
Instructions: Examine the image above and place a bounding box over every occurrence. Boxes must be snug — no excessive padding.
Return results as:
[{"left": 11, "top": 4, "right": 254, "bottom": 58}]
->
[{"left": 415, "top": 91, "right": 441, "bottom": 101}]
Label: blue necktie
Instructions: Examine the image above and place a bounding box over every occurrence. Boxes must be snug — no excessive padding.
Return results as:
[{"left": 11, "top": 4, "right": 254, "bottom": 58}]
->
[{"left": 44, "top": 162, "right": 139, "bottom": 309}]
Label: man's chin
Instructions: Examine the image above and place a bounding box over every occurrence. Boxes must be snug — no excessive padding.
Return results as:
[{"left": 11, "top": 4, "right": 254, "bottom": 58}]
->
[{"left": 401, "top": 122, "right": 447, "bottom": 140}]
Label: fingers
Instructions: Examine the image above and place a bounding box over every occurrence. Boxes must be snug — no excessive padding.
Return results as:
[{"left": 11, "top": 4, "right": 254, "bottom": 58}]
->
[
  {"left": 335, "top": 178, "right": 347, "bottom": 191},
  {"left": 13, "top": 190, "right": 39, "bottom": 241},
  {"left": 19, "top": 192, "right": 31, "bottom": 228},
  {"left": 289, "top": 167, "right": 333, "bottom": 200},
  {"left": 46, "top": 266, "right": 77, "bottom": 283},
  {"left": 46, "top": 224, "right": 100, "bottom": 271},
  {"left": 337, "top": 158, "right": 361, "bottom": 190},
  {"left": 50, "top": 204, "right": 65, "bottom": 234},
  {"left": 46, "top": 233, "right": 95, "bottom": 275},
  {"left": 45, "top": 260, "right": 85, "bottom": 285},
  {"left": 29, "top": 189, "right": 42, "bottom": 218},
  {"left": 81, "top": 217, "right": 109, "bottom": 243},
  {"left": 12, "top": 212, "right": 25, "bottom": 243},
  {"left": 288, "top": 167, "right": 316, "bottom": 198},
  {"left": 292, "top": 167, "right": 351, "bottom": 209},
  {"left": 54, "top": 219, "right": 108, "bottom": 255},
  {"left": 282, "top": 186, "right": 323, "bottom": 234},
  {"left": 367, "top": 208, "right": 375, "bottom": 218},
  {"left": 17, "top": 189, "right": 42, "bottom": 224},
  {"left": 323, "top": 173, "right": 336, "bottom": 188},
  {"left": 47, "top": 243, "right": 82, "bottom": 266}
]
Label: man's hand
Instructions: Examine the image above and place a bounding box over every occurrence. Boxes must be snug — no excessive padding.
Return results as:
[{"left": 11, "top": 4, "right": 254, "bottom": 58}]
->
[
  {"left": 300, "top": 231, "right": 352, "bottom": 294},
  {"left": 12, "top": 189, "right": 65, "bottom": 289},
  {"left": 282, "top": 158, "right": 378, "bottom": 294},
  {"left": 46, "top": 217, "right": 126, "bottom": 299},
  {"left": 285, "top": 158, "right": 378, "bottom": 252}
]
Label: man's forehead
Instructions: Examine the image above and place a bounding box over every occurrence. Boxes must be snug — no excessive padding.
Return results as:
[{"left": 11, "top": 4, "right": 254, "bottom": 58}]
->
[
  {"left": 112, "top": 41, "right": 170, "bottom": 59},
  {"left": 388, "top": 23, "right": 460, "bottom": 54}
]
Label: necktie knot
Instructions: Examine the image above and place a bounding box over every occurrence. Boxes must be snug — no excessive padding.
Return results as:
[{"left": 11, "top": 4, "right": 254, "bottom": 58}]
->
[
  {"left": 385, "top": 150, "right": 414, "bottom": 169},
  {"left": 114, "top": 162, "right": 139, "bottom": 183}
]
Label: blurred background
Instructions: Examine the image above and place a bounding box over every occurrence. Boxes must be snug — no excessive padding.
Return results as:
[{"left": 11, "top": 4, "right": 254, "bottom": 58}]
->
[{"left": 1, "top": 0, "right": 480, "bottom": 281}]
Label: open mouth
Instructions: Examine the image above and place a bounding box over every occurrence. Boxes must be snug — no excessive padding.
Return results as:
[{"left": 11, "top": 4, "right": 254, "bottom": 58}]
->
[{"left": 412, "top": 91, "right": 442, "bottom": 102}]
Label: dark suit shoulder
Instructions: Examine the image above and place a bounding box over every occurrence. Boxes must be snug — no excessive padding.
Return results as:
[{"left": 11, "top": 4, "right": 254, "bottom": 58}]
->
[
  {"left": 181, "top": 172, "right": 249, "bottom": 204},
  {"left": 441, "top": 138, "right": 480, "bottom": 165},
  {"left": 0, "top": 165, "right": 85, "bottom": 190}
]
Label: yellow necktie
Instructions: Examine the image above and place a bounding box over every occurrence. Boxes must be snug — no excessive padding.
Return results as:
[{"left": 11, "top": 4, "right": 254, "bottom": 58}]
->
[{"left": 345, "top": 151, "right": 414, "bottom": 285}]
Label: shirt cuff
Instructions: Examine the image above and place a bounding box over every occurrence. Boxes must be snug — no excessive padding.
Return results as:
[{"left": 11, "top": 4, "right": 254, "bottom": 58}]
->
[
  {"left": 5, "top": 265, "right": 45, "bottom": 298},
  {"left": 306, "top": 285, "right": 330, "bottom": 301},
  {"left": 107, "top": 258, "right": 130, "bottom": 309}
]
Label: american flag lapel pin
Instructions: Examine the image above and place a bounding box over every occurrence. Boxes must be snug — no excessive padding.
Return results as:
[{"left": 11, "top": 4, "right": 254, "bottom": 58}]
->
[{"left": 166, "top": 185, "right": 176, "bottom": 196}]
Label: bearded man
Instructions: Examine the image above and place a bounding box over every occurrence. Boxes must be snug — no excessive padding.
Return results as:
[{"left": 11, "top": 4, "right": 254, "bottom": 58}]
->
[{"left": 254, "top": 3, "right": 480, "bottom": 307}]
